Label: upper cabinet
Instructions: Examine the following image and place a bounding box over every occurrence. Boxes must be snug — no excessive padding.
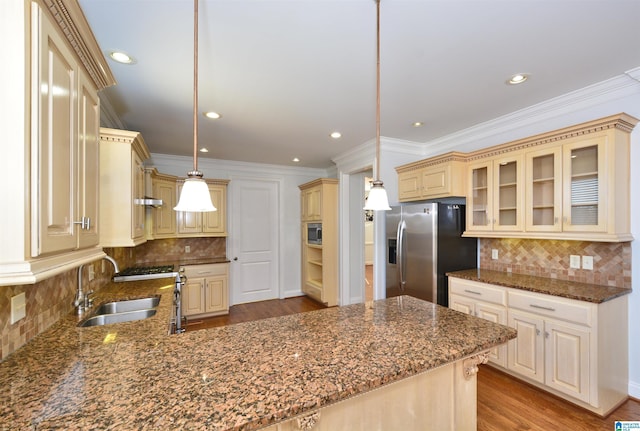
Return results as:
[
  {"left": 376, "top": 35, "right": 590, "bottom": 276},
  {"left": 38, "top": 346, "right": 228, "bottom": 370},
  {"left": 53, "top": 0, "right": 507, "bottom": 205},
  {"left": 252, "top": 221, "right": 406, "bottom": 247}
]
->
[
  {"left": 396, "top": 152, "right": 467, "bottom": 202},
  {"left": 467, "top": 154, "right": 524, "bottom": 232},
  {"left": 146, "top": 168, "right": 178, "bottom": 239},
  {"left": 176, "top": 179, "right": 229, "bottom": 237},
  {"left": 99, "top": 128, "right": 151, "bottom": 247},
  {"left": 0, "top": 1, "right": 115, "bottom": 285},
  {"left": 462, "top": 113, "right": 637, "bottom": 241}
]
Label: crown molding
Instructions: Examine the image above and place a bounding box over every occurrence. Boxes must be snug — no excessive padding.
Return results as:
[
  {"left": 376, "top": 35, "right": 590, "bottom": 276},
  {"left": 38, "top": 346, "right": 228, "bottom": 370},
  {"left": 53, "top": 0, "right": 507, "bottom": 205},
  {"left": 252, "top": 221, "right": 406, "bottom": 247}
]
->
[
  {"left": 40, "top": 0, "right": 116, "bottom": 90},
  {"left": 423, "top": 72, "right": 640, "bottom": 154}
]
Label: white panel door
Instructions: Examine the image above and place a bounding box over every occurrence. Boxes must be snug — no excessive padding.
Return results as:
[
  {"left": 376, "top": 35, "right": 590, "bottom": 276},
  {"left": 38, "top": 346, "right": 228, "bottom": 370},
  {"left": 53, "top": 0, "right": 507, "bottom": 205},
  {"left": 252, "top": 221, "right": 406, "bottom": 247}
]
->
[{"left": 230, "top": 178, "right": 279, "bottom": 304}]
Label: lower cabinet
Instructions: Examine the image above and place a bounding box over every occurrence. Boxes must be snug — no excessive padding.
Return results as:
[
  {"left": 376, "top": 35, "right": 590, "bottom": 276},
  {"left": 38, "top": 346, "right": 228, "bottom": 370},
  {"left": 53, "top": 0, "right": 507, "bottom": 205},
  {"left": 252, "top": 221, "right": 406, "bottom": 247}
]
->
[
  {"left": 449, "top": 279, "right": 507, "bottom": 367},
  {"left": 182, "top": 263, "right": 229, "bottom": 317},
  {"left": 449, "top": 277, "right": 628, "bottom": 416}
]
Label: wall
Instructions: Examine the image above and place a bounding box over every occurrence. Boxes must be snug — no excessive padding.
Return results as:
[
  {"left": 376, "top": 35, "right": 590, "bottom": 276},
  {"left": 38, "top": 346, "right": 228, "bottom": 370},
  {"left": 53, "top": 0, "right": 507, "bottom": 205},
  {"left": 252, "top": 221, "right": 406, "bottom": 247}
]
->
[
  {"left": 0, "top": 259, "right": 118, "bottom": 360},
  {"left": 480, "top": 239, "right": 630, "bottom": 289},
  {"left": 133, "top": 237, "right": 226, "bottom": 264}
]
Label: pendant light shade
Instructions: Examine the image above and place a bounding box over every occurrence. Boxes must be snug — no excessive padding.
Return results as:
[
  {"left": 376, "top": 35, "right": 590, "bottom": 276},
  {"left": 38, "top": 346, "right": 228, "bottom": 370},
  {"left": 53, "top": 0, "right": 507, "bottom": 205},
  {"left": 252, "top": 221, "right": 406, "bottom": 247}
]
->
[
  {"left": 174, "top": 174, "right": 216, "bottom": 212},
  {"left": 364, "top": 0, "right": 391, "bottom": 212},
  {"left": 174, "top": 0, "right": 217, "bottom": 213},
  {"left": 364, "top": 180, "right": 391, "bottom": 211}
]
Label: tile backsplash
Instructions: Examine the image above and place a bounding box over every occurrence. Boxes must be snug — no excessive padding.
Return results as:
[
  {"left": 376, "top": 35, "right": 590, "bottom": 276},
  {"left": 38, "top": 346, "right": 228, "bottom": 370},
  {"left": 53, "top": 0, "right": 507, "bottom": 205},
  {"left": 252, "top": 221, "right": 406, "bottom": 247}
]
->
[
  {"left": 480, "top": 238, "right": 631, "bottom": 289},
  {"left": 1, "top": 237, "right": 225, "bottom": 361}
]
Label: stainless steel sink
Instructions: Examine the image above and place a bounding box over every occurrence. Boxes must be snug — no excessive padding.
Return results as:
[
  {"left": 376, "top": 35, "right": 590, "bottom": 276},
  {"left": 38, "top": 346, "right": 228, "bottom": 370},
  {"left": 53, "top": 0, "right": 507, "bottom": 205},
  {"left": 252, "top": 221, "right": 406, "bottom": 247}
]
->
[
  {"left": 78, "top": 309, "right": 157, "bottom": 327},
  {"left": 93, "top": 296, "right": 160, "bottom": 315},
  {"left": 77, "top": 296, "right": 161, "bottom": 327}
]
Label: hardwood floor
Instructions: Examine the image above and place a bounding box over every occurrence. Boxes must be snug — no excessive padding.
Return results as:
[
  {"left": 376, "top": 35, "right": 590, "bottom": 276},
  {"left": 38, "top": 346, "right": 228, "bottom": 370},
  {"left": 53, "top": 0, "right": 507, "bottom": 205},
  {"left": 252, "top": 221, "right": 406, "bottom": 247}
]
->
[
  {"left": 186, "top": 297, "right": 640, "bottom": 429},
  {"left": 478, "top": 365, "right": 640, "bottom": 431},
  {"left": 184, "top": 295, "right": 327, "bottom": 331}
]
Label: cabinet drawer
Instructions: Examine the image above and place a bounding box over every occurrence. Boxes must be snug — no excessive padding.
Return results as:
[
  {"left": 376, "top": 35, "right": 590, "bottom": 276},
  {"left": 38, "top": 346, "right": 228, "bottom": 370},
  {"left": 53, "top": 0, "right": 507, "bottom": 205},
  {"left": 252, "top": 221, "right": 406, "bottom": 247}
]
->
[
  {"left": 508, "top": 290, "right": 593, "bottom": 327},
  {"left": 449, "top": 278, "right": 506, "bottom": 306},
  {"left": 183, "top": 263, "right": 228, "bottom": 278}
]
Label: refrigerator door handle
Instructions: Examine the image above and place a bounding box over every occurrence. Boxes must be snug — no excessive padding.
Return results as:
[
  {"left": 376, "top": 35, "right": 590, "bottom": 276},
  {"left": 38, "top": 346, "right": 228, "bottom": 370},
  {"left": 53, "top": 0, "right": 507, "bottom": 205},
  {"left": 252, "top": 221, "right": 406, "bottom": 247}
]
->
[{"left": 396, "top": 220, "right": 406, "bottom": 291}]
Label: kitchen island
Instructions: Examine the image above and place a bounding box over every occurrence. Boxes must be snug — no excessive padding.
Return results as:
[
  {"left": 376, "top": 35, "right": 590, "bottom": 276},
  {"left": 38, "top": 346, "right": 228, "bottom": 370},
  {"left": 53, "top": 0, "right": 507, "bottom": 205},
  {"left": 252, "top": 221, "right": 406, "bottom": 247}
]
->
[{"left": 0, "top": 280, "right": 515, "bottom": 430}]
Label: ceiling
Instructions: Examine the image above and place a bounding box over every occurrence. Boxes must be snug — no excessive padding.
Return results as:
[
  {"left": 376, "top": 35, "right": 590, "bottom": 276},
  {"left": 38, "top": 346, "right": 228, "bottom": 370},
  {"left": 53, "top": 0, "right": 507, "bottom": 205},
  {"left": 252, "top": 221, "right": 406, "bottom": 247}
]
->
[{"left": 78, "top": 0, "right": 640, "bottom": 169}]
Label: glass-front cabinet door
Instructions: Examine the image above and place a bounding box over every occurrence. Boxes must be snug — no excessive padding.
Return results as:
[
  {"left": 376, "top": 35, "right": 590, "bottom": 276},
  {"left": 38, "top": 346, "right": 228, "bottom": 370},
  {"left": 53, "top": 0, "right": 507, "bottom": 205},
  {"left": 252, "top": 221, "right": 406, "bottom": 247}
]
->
[
  {"left": 467, "top": 161, "right": 493, "bottom": 231},
  {"left": 493, "top": 155, "right": 524, "bottom": 231},
  {"left": 562, "top": 137, "right": 606, "bottom": 232},
  {"left": 525, "top": 147, "right": 562, "bottom": 232}
]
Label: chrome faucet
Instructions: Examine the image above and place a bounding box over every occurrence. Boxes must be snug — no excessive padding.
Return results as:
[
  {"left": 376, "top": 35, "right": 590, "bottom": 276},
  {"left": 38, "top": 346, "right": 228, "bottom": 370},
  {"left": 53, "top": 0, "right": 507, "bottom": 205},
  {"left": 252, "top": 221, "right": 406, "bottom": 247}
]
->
[{"left": 75, "top": 255, "right": 120, "bottom": 315}]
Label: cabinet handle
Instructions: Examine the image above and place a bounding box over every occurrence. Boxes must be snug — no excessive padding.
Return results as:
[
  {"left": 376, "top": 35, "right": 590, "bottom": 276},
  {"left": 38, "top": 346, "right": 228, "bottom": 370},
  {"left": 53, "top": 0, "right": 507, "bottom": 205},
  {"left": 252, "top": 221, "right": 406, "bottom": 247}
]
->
[
  {"left": 529, "top": 304, "right": 555, "bottom": 312},
  {"left": 73, "top": 216, "right": 90, "bottom": 230},
  {"left": 545, "top": 331, "right": 550, "bottom": 339},
  {"left": 464, "top": 289, "right": 482, "bottom": 296},
  {"left": 536, "top": 329, "right": 541, "bottom": 336}
]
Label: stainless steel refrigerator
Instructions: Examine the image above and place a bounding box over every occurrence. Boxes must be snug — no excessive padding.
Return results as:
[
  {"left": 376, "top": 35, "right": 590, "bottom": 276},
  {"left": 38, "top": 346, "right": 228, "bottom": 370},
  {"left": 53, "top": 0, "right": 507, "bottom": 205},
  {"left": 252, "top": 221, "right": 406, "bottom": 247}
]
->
[{"left": 386, "top": 202, "right": 477, "bottom": 306}]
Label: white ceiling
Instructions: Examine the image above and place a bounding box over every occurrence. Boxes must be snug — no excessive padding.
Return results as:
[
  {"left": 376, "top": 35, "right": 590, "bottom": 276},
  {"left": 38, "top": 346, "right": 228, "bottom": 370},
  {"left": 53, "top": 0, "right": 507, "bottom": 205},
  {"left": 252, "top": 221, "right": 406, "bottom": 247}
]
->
[{"left": 78, "top": 0, "right": 640, "bottom": 169}]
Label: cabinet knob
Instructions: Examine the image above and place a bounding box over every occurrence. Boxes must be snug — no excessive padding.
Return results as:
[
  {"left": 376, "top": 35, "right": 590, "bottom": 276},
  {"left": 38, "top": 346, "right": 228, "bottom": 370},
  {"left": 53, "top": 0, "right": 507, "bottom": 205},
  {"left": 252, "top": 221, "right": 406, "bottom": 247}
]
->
[
  {"left": 233, "top": 257, "right": 238, "bottom": 261},
  {"left": 536, "top": 329, "right": 541, "bottom": 336}
]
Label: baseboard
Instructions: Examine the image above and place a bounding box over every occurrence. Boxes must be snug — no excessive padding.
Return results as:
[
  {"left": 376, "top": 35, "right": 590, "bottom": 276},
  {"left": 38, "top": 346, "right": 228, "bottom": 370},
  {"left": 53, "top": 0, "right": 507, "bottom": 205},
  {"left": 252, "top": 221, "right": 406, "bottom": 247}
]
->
[{"left": 629, "top": 380, "right": 640, "bottom": 399}]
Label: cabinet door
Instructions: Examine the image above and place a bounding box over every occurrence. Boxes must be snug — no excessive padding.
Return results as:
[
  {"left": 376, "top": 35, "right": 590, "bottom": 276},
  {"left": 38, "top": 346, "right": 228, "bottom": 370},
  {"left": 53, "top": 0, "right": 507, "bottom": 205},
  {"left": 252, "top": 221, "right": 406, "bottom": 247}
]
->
[
  {"left": 32, "top": 8, "right": 78, "bottom": 255},
  {"left": 449, "top": 294, "right": 475, "bottom": 316},
  {"left": 467, "top": 161, "right": 493, "bottom": 231},
  {"left": 525, "top": 147, "right": 562, "bottom": 232},
  {"left": 131, "top": 151, "right": 146, "bottom": 240},
  {"left": 302, "top": 187, "right": 322, "bottom": 221},
  {"left": 153, "top": 178, "right": 177, "bottom": 236},
  {"left": 203, "top": 184, "right": 226, "bottom": 235},
  {"left": 182, "top": 277, "right": 205, "bottom": 316},
  {"left": 77, "top": 71, "right": 100, "bottom": 248},
  {"left": 562, "top": 137, "right": 606, "bottom": 232},
  {"left": 493, "top": 155, "right": 524, "bottom": 231},
  {"left": 476, "top": 302, "right": 508, "bottom": 367},
  {"left": 205, "top": 276, "right": 228, "bottom": 313},
  {"left": 176, "top": 182, "right": 203, "bottom": 234},
  {"left": 398, "top": 170, "right": 422, "bottom": 201},
  {"left": 508, "top": 310, "right": 545, "bottom": 383},
  {"left": 544, "top": 320, "right": 590, "bottom": 402},
  {"left": 422, "top": 165, "right": 450, "bottom": 198}
]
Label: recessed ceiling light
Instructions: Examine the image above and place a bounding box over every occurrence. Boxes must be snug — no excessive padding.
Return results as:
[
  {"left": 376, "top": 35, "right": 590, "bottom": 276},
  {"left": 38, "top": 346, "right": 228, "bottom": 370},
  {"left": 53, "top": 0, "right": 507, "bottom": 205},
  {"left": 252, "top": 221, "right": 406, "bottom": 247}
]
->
[
  {"left": 330, "top": 132, "right": 342, "bottom": 139},
  {"left": 108, "top": 50, "right": 136, "bottom": 64},
  {"left": 199, "top": 148, "right": 209, "bottom": 153},
  {"left": 412, "top": 122, "right": 424, "bottom": 127},
  {"left": 292, "top": 157, "right": 300, "bottom": 163},
  {"left": 204, "top": 111, "right": 221, "bottom": 119},
  {"left": 507, "top": 73, "right": 529, "bottom": 85}
]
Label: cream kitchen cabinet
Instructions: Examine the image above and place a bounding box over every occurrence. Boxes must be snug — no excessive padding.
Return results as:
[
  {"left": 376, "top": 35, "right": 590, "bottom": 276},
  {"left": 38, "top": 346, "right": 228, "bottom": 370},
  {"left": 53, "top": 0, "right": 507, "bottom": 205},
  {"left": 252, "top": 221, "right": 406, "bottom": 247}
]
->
[
  {"left": 449, "top": 278, "right": 508, "bottom": 367},
  {"left": 449, "top": 276, "right": 628, "bottom": 416},
  {"left": 181, "top": 263, "right": 229, "bottom": 317},
  {"left": 464, "top": 113, "right": 637, "bottom": 241},
  {"left": 0, "top": 0, "right": 115, "bottom": 285},
  {"left": 301, "top": 184, "right": 322, "bottom": 221},
  {"left": 176, "top": 180, "right": 229, "bottom": 237},
  {"left": 466, "top": 154, "right": 524, "bottom": 233},
  {"left": 99, "top": 128, "right": 150, "bottom": 247},
  {"left": 145, "top": 168, "right": 177, "bottom": 239},
  {"left": 299, "top": 178, "right": 338, "bottom": 306},
  {"left": 507, "top": 291, "right": 592, "bottom": 404},
  {"left": 396, "top": 152, "right": 467, "bottom": 202}
]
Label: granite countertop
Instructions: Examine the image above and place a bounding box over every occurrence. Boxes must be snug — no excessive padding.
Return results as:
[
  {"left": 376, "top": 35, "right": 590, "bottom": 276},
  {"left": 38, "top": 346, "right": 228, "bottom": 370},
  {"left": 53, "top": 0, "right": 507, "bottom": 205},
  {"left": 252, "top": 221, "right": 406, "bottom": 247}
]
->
[
  {"left": 0, "top": 281, "right": 515, "bottom": 430},
  {"left": 447, "top": 268, "right": 630, "bottom": 303}
]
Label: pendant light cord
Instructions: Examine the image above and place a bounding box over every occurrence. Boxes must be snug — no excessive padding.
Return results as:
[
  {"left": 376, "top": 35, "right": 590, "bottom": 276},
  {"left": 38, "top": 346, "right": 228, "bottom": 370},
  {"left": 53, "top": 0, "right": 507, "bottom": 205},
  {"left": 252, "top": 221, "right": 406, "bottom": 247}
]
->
[
  {"left": 375, "top": 0, "right": 381, "bottom": 182},
  {"left": 192, "top": 0, "right": 200, "bottom": 174}
]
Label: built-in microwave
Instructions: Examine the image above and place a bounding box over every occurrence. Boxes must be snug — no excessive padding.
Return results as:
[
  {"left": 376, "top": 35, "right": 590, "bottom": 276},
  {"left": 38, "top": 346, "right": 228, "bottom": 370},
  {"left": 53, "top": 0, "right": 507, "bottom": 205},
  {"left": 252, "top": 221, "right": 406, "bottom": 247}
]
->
[{"left": 307, "top": 223, "right": 322, "bottom": 245}]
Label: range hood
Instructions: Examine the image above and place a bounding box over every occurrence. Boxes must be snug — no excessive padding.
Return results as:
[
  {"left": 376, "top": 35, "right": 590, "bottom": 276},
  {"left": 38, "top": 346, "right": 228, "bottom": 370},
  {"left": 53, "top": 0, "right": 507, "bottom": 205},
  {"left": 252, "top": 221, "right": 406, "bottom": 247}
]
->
[{"left": 134, "top": 197, "right": 164, "bottom": 207}]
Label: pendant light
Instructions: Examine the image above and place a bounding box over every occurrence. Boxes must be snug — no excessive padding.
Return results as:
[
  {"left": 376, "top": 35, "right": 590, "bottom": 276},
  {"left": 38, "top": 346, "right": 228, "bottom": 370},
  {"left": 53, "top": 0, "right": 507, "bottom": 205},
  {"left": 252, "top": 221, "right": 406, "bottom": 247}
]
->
[
  {"left": 174, "top": 0, "right": 217, "bottom": 212},
  {"left": 364, "top": 0, "right": 391, "bottom": 211}
]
